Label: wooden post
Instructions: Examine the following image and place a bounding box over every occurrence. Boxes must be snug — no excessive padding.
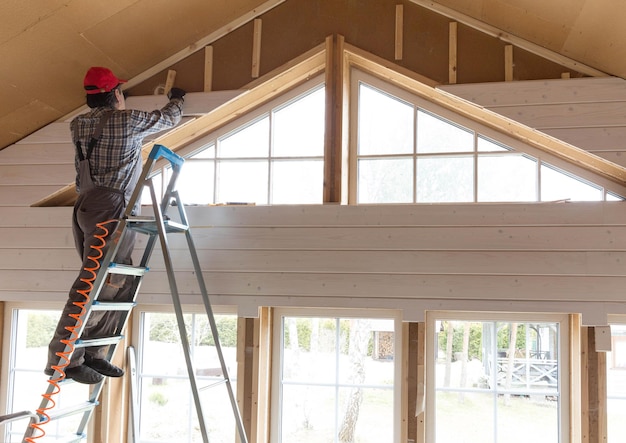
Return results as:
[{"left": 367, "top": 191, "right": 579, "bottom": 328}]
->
[
  {"left": 504, "top": 45, "right": 514, "bottom": 81},
  {"left": 204, "top": 46, "right": 214, "bottom": 92},
  {"left": 405, "top": 322, "right": 422, "bottom": 443},
  {"left": 324, "top": 35, "right": 347, "bottom": 204},
  {"left": 449, "top": 22, "right": 457, "bottom": 84},
  {"left": 582, "top": 326, "right": 608, "bottom": 443},
  {"left": 395, "top": 4, "right": 404, "bottom": 61},
  {"left": 252, "top": 19, "right": 262, "bottom": 78}
]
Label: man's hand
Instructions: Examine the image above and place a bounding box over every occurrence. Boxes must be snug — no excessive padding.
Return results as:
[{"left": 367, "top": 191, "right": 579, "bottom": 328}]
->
[{"left": 167, "top": 87, "right": 186, "bottom": 102}]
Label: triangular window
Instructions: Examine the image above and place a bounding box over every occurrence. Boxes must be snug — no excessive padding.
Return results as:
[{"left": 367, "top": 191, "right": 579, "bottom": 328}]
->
[{"left": 353, "top": 72, "right": 622, "bottom": 203}]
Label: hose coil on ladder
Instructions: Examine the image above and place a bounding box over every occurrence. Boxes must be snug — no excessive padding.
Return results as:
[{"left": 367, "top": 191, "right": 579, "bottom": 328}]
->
[{"left": 25, "top": 219, "right": 118, "bottom": 442}]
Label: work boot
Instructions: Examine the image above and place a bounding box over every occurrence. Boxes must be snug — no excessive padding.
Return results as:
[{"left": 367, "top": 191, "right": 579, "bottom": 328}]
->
[
  {"left": 44, "top": 365, "right": 104, "bottom": 385},
  {"left": 84, "top": 355, "right": 124, "bottom": 377}
]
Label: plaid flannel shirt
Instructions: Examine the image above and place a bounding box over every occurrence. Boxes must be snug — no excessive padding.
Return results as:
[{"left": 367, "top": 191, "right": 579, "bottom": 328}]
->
[{"left": 71, "top": 99, "right": 183, "bottom": 192}]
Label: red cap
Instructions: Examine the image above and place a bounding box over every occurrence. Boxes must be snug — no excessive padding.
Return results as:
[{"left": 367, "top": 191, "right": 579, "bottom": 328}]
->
[{"left": 83, "top": 67, "right": 127, "bottom": 94}]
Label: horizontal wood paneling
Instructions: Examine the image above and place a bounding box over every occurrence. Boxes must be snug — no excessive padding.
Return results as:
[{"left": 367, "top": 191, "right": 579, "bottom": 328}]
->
[
  {"left": 1, "top": 203, "right": 626, "bottom": 321},
  {"left": 441, "top": 77, "right": 626, "bottom": 172},
  {"left": 0, "top": 164, "right": 74, "bottom": 186},
  {"left": 0, "top": 143, "right": 75, "bottom": 165},
  {"left": 0, "top": 186, "right": 68, "bottom": 207},
  {"left": 440, "top": 77, "right": 626, "bottom": 106}
]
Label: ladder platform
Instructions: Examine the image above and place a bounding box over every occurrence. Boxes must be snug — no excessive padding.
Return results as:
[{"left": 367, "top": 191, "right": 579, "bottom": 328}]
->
[
  {"left": 74, "top": 335, "right": 123, "bottom": 348},
  {"left": 126, "top": 216, "right": 189, "bottom": 234},
  {"left": 107, "top": 263, "right": 148, "bottom": 276},
  {"left": 91, "top": 301, "right": 136, "bottom": 311}
]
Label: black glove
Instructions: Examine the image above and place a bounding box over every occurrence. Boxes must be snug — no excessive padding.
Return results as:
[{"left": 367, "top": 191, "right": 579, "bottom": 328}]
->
[{"left": 168, "top": 87, "right": 186, "bottom": 102}]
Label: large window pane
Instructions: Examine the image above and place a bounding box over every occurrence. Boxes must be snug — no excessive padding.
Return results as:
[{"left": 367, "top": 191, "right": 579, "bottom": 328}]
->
[
  {"left": 272, "top": 160, "right": 323, "bottom": 204},
  {"left": 358, "top": 83, "right": 414, "bottom": 155},
  {"left": 278, "top": 315, "right": 396, "bottom": 443},
  {"left": 541, "top": 164, "right": 603, "bottom": 202},
  {"left": 478, "top": 155, "right": 537, "bottom": 202},
  {"left": 434, "top": 319, "right": 561, "bottom": 443},
  {"left": 416, "top": 156, "right": 473, "bottom": 202},
  {"left": 177, "top": 160, "right": 215, "bottom": 205},
  {"left": 273, "top": 87, "right": 325, "bottom": 157},
  {"left": 417, "top": 110, "right": 474, "bottom": 154},
  {"left": 218, "top": 117, "right": 269, "bottom": 158},
  {"left": 5, "top": 309, "right": 91, "bottom": 442},
  {"left": 216, "top": 160, "right": 268, "bottom": 204},
  {"left": 138, "top": 311, "right": 238, "bottom": 443},
  {"left": 358, "top": 158, "right": 413, "bottom": 203}
]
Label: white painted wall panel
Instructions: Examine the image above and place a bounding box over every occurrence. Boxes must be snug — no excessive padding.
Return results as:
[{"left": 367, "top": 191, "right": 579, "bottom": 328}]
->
[{"left": 1, "top": 203, "right": 626, "bottom": 322}]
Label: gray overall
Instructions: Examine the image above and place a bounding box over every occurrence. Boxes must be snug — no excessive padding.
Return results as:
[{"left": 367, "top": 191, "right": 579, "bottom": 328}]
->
[{"left": 47, "top": 112, "right": 141, "bottom": 371}]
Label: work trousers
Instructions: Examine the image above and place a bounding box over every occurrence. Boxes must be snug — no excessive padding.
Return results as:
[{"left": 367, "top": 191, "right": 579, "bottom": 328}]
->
[{"left": 46, "top": 188, "right": 137, "bottom": 371}]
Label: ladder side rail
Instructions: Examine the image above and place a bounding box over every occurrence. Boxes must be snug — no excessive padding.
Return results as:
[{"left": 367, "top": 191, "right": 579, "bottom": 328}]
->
[
  {"left": 175, "top": 193, "right": 249, "bottom": 443},
  {"left": 148, "top": 181, "right": 211, "bottom": 443},
  {"left": 124, "top": 153, "right": 160, "bottom": 219}
]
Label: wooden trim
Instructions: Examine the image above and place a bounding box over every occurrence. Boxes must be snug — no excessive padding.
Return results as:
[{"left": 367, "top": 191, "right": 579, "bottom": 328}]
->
[
  {"left": 164, "top": 70, "right": 176, "bottom": 95},
  {"left": 408, "top": 0, "right": 608, "bottom": 77},
  {"left": 254, "top": 307, "right": 272, "bottom": 443},
  {"left": 416, "top": 322, "right": 425, "bottom": 443},
  {"left": 252, "top": 19, "right": 263, "bottom": 79},
  {"left": 504, "top": 45, "right": 513, "bottom": 82},
  {"left": 204, "top": 46, "right": 214, "bottom": 92},
  {"left": 395, "top": 4, "right": 404, "bottom": 61},
  {"left": 237, "top": 317, "right": 254, "bottom": 442},
  {"left": 449, "top": 22, "right": 457, "bottom": 84},
  {"left": 570, "top": 314, "right": 582, "bottom": 443}
]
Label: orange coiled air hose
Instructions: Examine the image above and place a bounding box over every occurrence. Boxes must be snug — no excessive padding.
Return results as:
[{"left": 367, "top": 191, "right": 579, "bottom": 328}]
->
[{"left": 26, "top": 219, "right": 118, "bottom": 442}]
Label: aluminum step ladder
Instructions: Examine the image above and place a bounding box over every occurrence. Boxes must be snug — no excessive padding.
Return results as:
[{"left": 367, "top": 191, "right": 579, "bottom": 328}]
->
[{"left": 23, "top": 144, "right": 248, "bottom": 443}]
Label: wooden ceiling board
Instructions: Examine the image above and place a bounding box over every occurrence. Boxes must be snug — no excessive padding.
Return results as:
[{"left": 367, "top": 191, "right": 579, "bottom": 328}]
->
[
  {"left": 0, "top": 100, "right": 60, "bottom": 148},
  {"left": 562, "top": 0, "right": 626, "bottom": 78},
  {"left": 80, "top": 0, "right": 270, "bottom": 78},
  {"left": 0, "top": 0, "right": 68, "bottom": 44}
]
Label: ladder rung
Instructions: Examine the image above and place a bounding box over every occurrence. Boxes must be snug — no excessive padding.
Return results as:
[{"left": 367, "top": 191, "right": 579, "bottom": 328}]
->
[
  {"left": 75, "top": 335, "right": 123, "bottom": 348},
  {"left": 126, "top": 217, "right": 189, "bottom": 234},
  {"left": 107, "top": 263, "right": 148, "bottom": 276},
  {"left": 45, "top": 401, "right": 97, "bottom": 421},
  {"left": 92, "top": 301, "right": 136, "bottom": 311}
]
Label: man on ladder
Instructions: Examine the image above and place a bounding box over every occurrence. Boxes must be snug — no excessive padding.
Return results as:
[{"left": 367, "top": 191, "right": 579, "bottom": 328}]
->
[{"left": 44, "top": 66, "right": 186, "bottom": 384}]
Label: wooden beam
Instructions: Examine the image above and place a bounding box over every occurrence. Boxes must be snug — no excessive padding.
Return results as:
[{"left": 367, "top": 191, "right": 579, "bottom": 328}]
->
[
  {"left": 324, "top": 35, "right": 346, "bottom": 203},
  {"left": 204, "top": 46, "right": 214, "bottom": 92},
  {"left": 449, "top": 22, "right": 457, "bottom": 84},
  {"left": 504, "top": 45, "right": 513, "bottom": 82},
  {"left": 395, "top": 4, "right": 404, "bottom": 61},
  {"left": 408, "top": 0, "right": 609, "bottom": 77},
  {"left": 252, "top": 19, "right": 263, "bottom": 79}
]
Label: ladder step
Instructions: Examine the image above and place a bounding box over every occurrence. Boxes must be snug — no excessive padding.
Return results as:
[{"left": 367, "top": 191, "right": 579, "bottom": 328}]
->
[
  {"left": 75, "top": 335, "right": 123, "bottom": 348},
  {"left": 92, "top": 301, "right": 136, "bottom": 311},
  {"left": 107, "top": 263, "right": 148, "bottom": 276},
  {"left": 45, "top": 401, "right": 97, "bottom": 422},
  {"left": 127, "top": 216, "right": 189, "bottom": 234}
]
